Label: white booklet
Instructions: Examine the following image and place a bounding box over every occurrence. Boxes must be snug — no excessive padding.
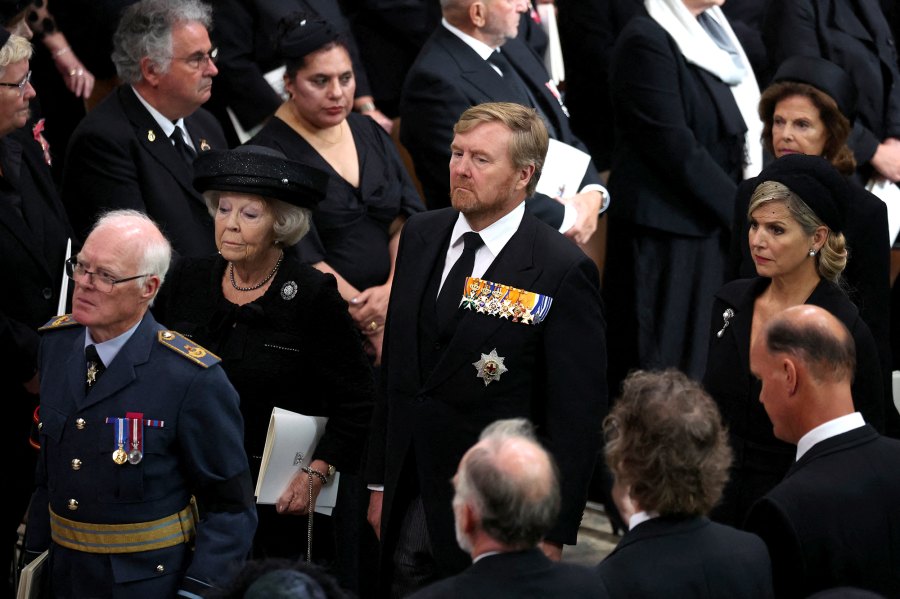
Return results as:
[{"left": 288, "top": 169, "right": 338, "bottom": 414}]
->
[
  {"left": 535, "top": 138, "right": 592, "bottom": 199},
  {"left": 254, "top": 407, "right": 339, "bottom": 516},
  {"left": 16, "top": 550, "right": 48, "bottom": 599}
]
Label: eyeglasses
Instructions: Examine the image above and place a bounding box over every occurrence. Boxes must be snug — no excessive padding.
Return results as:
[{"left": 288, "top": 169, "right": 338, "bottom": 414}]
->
[
  {"left": 173, "top": 47, "right": 218, "bottom": 70},
  {"left": 65, "top": 257, "right": 150, "bottom": 293},
  {"left": 0, "top": 70, "right": 31, "bottom": 96}
]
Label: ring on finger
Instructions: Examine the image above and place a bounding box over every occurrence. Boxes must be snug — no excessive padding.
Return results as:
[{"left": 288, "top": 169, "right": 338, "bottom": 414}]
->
[{"left": 368, "top": 321, "right": 378, "bottom": 331}]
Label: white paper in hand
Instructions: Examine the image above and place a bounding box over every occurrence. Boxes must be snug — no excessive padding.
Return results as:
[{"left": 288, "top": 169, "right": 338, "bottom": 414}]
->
[
  {"left": 535, "top": 139, "right": 592, "bottom": 199},
  {"left": 254, "top": 407, "right": 339, "bottom": 515}
]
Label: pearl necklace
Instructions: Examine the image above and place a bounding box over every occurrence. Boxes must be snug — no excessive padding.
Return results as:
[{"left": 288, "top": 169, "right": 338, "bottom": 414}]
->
[{"left": 229, "top": 251, "right": 284, "bottom": 292}]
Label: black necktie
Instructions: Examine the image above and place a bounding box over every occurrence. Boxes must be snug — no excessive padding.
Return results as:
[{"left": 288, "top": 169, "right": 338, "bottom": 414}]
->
[
  {"left": 85, "top": 344, "right": 105, "bottom": 391},
  {"left": 170, "top": 126, "right": 196, "bottom": 165},
  {"left": 437, "top": 232, "right": 484, "bottom": 331}
]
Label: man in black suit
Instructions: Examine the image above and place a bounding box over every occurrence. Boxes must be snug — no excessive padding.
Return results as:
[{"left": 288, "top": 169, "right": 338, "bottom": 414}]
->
[
  {"left": 745, "top": 305, "right": 900, "bottom": 597},
  {"left": 409, "top": 418, "right": 608, "bottom": 599},
  {"left": 62, "top": 0, "right": 225, "bottom": 258},
  {"left": 365, "top": 101, "right": 607, "bottom": 597},
  {"left": 399, "top": 0, "right": 607, "bottom": 245}
]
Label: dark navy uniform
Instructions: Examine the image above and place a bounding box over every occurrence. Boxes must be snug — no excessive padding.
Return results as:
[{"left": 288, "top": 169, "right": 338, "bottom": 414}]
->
[{"left": 25, "top": 312, "right": 257, "bottom": 598}]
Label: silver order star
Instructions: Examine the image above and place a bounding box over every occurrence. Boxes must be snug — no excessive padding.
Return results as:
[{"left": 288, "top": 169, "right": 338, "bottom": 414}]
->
[{"left": 473, "top": 348, "right": 508, "bottom": 386}]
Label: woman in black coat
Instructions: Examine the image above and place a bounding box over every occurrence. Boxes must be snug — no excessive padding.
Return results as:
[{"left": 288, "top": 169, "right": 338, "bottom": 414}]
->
[
  {"left": 703, "top": 154, "right": 885, "bottom": 527},
  {"left": 154, "top": 146, "right": 374, "bottom": 581},
  {"left": 603, "top": 0, "right": 761, "bottom": 390}
]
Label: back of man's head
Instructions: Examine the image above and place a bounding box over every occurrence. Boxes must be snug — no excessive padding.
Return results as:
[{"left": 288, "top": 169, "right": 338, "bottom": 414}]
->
[
  {"left": 765, "top": 305, "right": 856, "bottom": 386},
  {"left": 454, "top": 418, "right": 560, "bottom": 551},
  {"left": 112, "top": 0, "right": 212, "bottom": 85}
]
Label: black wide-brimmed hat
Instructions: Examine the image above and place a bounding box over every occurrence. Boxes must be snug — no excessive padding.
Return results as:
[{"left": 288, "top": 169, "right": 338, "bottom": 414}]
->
[
  {"left": 772, "top": 55, "right": 857, "bottom": 120},
  {"left": 754, "top": 153, "right": 848, "bottom": 232},
  {"left": 193, "top": 145, "right": 329, "bottom": 210}
]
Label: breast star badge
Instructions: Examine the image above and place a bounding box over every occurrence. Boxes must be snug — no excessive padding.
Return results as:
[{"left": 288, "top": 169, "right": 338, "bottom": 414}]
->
[{"left": 473, "top": 349, "right": 508, "bottom": 386}]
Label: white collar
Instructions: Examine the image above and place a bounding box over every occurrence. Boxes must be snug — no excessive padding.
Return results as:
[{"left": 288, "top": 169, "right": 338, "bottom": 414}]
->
[
  {"left": 796, "top": 412, "right": 866, "bottom": 460},
  {"left": 131, "top": 86, "right": 188, "bottom": 141},
  {"left": 628, "top": 510, "right": 660, "bottom": 530},
  {"left": 449, "top": 202, "right": 525, "bottom": 256},
  {"left": 442, "top": 18, "right": 497, "bottom": 60}
]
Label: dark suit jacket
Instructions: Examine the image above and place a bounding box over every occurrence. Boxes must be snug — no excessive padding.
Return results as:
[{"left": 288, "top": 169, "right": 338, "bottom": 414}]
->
[
  {"left": 26, "top": 312, "right": 257, "bottom": 597},
  {"left": 399, "top": 25, "right": 600, "bottom": 223},
  {"left": 597, "top": 516, "right": 774, "bottom": 598},
  {"left": 607, "top": 16, "right": 746, "bottom": 236},
  {"left": 764, "top": 0, "right": 900, "bottom": 173},
  {"left": 366, "top": 207, "right": 607, "bottom": 579},
  {"left": 409, "top": 548, "right": 609, "bottom": 599},
  {"left": 745, "top": 425, "right": 900, "bottom": 598},
  {"left": 61, "top": 85, "right": 225, "bottom": 258}
]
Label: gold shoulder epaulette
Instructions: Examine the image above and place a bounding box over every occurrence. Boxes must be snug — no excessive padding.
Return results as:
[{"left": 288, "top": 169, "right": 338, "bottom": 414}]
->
[
  {"left": 157, "top": 331, "right": 221, "bottom": 368},
  {"left": 38, "top": 314, "right": 81, "bottom": 332}
]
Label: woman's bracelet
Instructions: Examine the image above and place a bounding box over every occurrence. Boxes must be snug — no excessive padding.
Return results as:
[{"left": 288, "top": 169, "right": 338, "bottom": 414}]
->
[{"left": 303, "top": 466, "right": 327, "bottom": 486}]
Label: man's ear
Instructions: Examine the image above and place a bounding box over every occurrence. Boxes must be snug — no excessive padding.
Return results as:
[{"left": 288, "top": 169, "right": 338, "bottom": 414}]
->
[
  {"left": 140, "top": 56, "right": 161, "bottom": 87},
  {"left": 515, "top": 164, "right": 536, "bottom": 191},
  {"left": 461, "top": 501, "right": 479, "bottom": 535},
  {"left": 469, "top": 1, "right": 487, "bottom": 28},
  {"left": 782, "top": 357, "right": 798, "bottom": 396},
  {"left": 142, "top": 275, "right": 161, "bottom": 301}
]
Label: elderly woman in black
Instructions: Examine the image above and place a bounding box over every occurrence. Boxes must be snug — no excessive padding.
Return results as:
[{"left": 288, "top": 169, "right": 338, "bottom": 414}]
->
[
  {"left": 703, "top": 154, "right": 885, "bottom": 527},
  {"left": 154, "top": 145, "right": 374, "bottom": 579}
]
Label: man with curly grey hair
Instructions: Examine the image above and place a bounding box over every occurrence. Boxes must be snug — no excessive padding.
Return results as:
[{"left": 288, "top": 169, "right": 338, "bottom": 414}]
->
[
  {"left": 61, "top": 0, "right": 226, "bottom": 259},
  {"left": 409, "top": 418, "right": 608, "bottom": 599}
]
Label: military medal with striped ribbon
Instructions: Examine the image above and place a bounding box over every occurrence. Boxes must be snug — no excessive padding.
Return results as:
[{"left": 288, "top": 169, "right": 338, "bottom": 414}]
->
[{"left": 460, "top": 277, "right": 553, "bottom": 324}]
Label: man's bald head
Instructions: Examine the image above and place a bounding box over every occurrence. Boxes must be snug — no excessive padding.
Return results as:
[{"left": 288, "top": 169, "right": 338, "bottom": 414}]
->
[
  {"left": 765, "top": 305, "right": 856, "bottom": 385},
  {"left": 453, "top": 418, "right": 560, "bottom": 550}
]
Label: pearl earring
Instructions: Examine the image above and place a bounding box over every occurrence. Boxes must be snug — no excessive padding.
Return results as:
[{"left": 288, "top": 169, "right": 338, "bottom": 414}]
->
[{"left": 809, "top": 249, "right": 817, "bottom": 257}]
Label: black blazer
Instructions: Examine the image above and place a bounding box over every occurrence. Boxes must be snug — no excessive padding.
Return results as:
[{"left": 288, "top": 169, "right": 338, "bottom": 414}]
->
[
  {"left": 597, "top": 516, "right": 774, "bottom": 598},
  {"left": 398, "top": 25, "right": 600, "bottom": 223},
  {"left": 61, "top": 86, "right": 226, "bottom": 258},
  {"left": 365, "top": 208, "right": 607, "bottom": 577},
  {"left": 607, "top": 15, "right": 746, "bottom": 236},
  {"left": 764, "top": 0, "right": 900, "bottom": 173},
  {"left": 410, "top": 548, "right": 609, "bottom": 599},
  {"left": 745, "top": 425, "right": 900, "bottom": 598}
]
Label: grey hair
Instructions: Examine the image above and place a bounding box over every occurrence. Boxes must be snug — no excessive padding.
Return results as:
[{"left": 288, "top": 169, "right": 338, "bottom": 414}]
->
[
  {"left": 454, "top": 418, "right": 560, "bottom": 549},
  {"left": 112, "top": 0, "right": 212, "bottom": 84},
  {"left": 0, "top": 35, "right": 32, "bottom": 73},
  {"left": 92, "top": 209, "right": 172, "bottom": 304},
  {"left": 204, "top": 191, "right": 312, "bottom": 247}
]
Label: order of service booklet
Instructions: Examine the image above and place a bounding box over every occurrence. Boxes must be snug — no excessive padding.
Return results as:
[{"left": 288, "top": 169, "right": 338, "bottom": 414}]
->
[
  {"left": 254, "top": 407, "right": 339, "bottom": 515},
  {"left": 16, "top": 549, "right": 48, "bottom": 599}
]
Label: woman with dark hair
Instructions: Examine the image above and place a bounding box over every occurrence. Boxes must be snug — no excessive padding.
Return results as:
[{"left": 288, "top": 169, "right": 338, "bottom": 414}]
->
[
  {"left": 597, "top": 369, "right": 774, "bottom": 598},
  {"left": 154, "top": 145, "right": 375, "bottom": 579},
  {"left": 250, "top": 14, "right": 425, "bottom": 367},
  {"left": 726, "top": 56, "right": 896, "bottom": 437},
  {"left": 704, "top": 153, "right": 886, "bottom": 527}
]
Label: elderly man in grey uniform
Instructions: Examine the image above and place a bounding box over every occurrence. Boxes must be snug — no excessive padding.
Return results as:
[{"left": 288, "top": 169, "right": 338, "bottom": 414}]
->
[{"left": 23, "top": 210, "right": 256, "bottom": 598}]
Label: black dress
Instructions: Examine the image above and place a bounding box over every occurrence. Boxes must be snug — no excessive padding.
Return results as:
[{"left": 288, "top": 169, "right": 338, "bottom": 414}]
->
[
  {"left": 702, "top": 277, "right": 885, "bottom": 526},
  {"left": 250, "top": 112, "right": 425, "bottom": 291},
  {"left": 153, "top": 255, "right": 375, "bottom": 569}
]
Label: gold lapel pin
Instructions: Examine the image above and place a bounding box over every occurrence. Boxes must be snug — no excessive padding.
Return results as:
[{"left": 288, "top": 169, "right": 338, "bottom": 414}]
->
[{"left": 147, "top": 129, "right": 156, "bottom": 142}]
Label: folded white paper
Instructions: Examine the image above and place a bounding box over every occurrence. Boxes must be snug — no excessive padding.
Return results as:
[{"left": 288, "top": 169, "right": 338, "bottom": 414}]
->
[
  {"left": 866, "top": 177, "right": 900, "bottom": 246},
  {"left": 535, "top": 138, "right": 592, "bottom": 199},
  {"left": 255, "top": 407, "right": 339, "bottom": 515}
]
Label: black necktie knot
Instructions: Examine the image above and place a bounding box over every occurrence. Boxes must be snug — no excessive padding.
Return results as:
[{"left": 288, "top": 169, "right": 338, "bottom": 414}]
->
[
  {"left": 436, "top": 232, "right": 484, "bottom": 332},
  {"left": 170, "top": 126, "right": 196, "bottom": 164}
]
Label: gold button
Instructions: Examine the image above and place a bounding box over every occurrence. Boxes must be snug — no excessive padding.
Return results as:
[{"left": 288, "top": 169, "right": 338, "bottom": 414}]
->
[
  {"left": 67, "top": 499, "right": 78, "bottom": 511},
  {"left": 71, "top": 459, "right": 82, "bottom": 471},
  {"left": 156, "top": 565, "right": 164, "bottom": 573},
  {"left": 75, "top": 418, "right": 86, "bottom": 430}
]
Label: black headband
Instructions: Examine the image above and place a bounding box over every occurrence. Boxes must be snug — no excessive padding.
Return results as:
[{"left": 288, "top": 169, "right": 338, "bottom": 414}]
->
[{"left": 277, "top": 16, "right": 339, "bottom": 60}]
